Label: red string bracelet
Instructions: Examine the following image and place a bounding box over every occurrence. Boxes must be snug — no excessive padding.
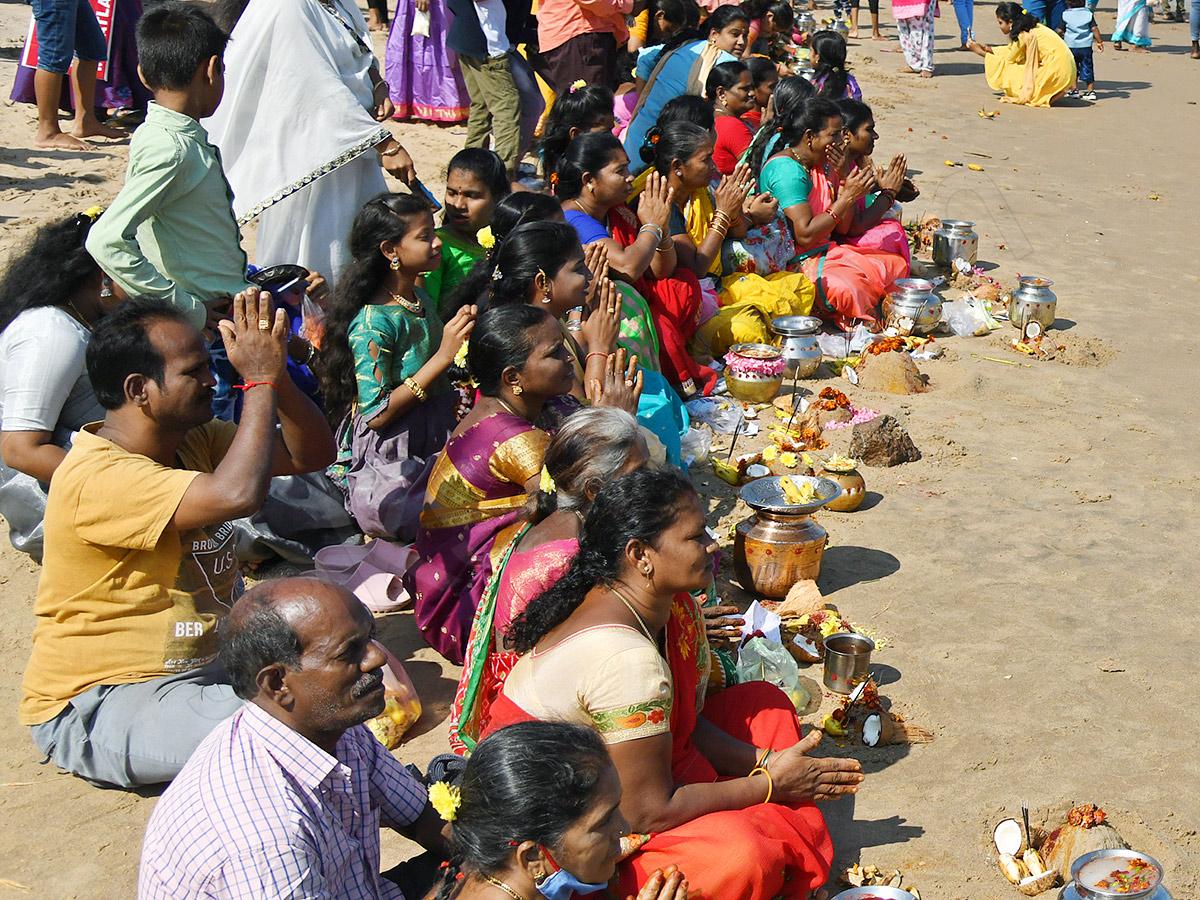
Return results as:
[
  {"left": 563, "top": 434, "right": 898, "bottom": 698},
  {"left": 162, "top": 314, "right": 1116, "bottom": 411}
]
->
[{"left": 235, "top": 381, "right": 278, "bottom": 392}]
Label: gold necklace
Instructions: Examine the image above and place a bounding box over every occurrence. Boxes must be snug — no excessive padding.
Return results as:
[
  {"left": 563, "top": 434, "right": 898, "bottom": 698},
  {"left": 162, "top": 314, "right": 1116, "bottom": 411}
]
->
[
  {"left": 608, "top": 585, "right": 655, "bottom": 643},
  {"left": 65, "top": 300, "right": 96, "bottom": 332},
  {"left": 481, "top": 874, "right": 524, "bottom": 900},
  {"left": 494, "top": 395, "right": 527, "bottom": 420},
  {"left": 387, "top": 289, "right": 424, "bottom": 315}
]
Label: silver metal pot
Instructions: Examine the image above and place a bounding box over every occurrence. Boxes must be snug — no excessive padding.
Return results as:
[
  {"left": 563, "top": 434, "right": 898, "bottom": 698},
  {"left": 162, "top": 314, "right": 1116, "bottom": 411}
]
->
[
  {"left": 830, "top": 17, "right": 849, "bottom": 38},
  {"left": 771, "top": 315, "right": 823, "bottom": 378},
  {"left": 932, "top": 219, "right": 979, "bottom": 269},
  {"left": 882, "top": 278, "right": 942, "bottom": 335},
  {"left": 1008, "top": 275, "right": 1058, "bottom": 331},
  {"left": 796, "top": 10, "right": 816, "bottom": 32}
]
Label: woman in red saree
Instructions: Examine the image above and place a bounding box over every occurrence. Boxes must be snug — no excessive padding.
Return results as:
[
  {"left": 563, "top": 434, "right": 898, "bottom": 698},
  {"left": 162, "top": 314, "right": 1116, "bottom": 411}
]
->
[{"left": 485, "top": 468, "right": 864, "bottom": 898}]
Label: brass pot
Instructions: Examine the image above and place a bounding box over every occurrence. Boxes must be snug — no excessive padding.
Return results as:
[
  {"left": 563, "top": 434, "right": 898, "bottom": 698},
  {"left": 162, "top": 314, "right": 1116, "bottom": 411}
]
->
[
  {"left": 733, "top": 510, "right": 828, "bottom": 598},
  {"left": 819, "top": 467, "right": 866, "bottom": 512}
]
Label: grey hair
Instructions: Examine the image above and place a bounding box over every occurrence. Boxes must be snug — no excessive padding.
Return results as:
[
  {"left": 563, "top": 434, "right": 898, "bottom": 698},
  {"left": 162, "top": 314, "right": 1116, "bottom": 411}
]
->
[{"left": 547, "top": 407, "right": 644, "bottom": 511}]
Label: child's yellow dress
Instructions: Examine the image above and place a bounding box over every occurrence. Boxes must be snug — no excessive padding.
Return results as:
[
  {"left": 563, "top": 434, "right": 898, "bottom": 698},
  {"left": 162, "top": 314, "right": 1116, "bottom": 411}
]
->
[{"left": 984, "top": 24, "right": 1077, "bottom": 107}]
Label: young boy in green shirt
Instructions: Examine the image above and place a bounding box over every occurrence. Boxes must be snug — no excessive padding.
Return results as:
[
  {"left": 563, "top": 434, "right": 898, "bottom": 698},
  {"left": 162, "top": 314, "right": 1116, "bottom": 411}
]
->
[{"left": 86, "top": 3, "right": 251, "bottom": 335}]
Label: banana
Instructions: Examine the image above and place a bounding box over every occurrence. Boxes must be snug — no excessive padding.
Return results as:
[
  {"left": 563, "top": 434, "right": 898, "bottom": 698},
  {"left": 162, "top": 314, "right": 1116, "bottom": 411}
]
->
[
  {"left": 779, "top": 476, "right": 815, "bottom": 504},
  {"left": 1022, "top": 848, "right": 1048, "bottom": 878}
]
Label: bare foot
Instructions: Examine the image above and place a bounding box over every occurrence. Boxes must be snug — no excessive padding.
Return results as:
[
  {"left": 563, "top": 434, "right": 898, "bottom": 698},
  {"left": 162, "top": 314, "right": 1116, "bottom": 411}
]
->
[
  {"left": 920, "top": 69, "right": 934, "bottom": 77},
  {"left": 73, "top": 119, "right": 124, "bottom": 140},
  {"left": 1191, "top": 43, "right": 1200, "bottom": 58},
  {"left": 849, "top": 27, "right": 860, "bottom": 37},
  {"left": 1132, "top": 45, "right": 1149, "bottom": 53},
  {"left": 898, "top": 65, "right": 920, "bottom": 73},
  {"left": 366, "top": 9, "right": 388, "bottom": 30},
  {"left": 34, "top": 130, "right": 93, "bottom": 151},
  {"left": 872, "top": 31, "right": 887, "bottom": 39}
]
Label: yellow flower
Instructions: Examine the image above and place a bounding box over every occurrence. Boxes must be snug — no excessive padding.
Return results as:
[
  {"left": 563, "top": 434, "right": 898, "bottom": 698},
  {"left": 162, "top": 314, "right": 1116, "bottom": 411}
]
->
[
  {"left": 453, "top": 341, "right": 469, "bottom": 368},
  {"left": 539, "top": 466, "right": 556, "bottom": 494},
  {"left": 477, "top": 226, "right": 495, "bottom": 250},
  {"left": 570, "top": 79, "right": 587, "bottom": 92},
  {"left": 429, "top": 781, "right": 461, "bottom": 822},
  {"left": 82, "top": 205, "right": 105, "bottom": 221}
]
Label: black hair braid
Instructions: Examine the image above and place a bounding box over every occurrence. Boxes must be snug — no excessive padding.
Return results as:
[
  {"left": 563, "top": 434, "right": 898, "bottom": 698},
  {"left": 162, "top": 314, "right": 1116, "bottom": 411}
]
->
[
  {"left": 745, "top": 75, "right": 813, "bottom": 176},
  {"left": 506, "top": 467, "right": 696, "bottom": 653},
  {"left": 434, "top": 857, "right": 463, "bottom": 900}
]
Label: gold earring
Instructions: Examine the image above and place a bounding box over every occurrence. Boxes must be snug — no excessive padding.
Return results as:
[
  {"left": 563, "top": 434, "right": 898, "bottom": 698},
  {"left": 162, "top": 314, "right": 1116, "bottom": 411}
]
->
[
  {"left": 390, "top": 256, "right": 401, "bottom": 271},
  {"left": 512, "top": 384, "right": 524, "bottom": 396},
  {"left": 588, "top": 183, "right": 595, "bottom": 193}
]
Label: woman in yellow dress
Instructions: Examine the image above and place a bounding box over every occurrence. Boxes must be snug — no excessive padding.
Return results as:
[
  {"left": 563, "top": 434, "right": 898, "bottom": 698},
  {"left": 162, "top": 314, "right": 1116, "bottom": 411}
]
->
[{"left": 967, "top": 2, "right": 1077, "bottom": 107}]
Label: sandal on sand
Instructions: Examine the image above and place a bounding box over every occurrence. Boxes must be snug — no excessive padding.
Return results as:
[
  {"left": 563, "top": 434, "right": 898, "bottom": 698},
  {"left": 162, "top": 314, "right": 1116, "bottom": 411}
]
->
[{"left": 314, "top": 540, "right": 419, "bottom": 614}]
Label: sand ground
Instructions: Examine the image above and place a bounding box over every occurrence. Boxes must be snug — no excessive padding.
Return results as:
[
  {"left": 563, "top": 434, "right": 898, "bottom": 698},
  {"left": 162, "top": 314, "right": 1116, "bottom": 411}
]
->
[{"left": 1, "top": 2, "right": 1198, "bottom": 898}]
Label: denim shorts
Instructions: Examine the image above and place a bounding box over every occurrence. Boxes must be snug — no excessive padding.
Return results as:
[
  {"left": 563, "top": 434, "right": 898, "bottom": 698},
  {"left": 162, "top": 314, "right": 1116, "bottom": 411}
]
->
[
  {"left": 1070, "top": 46, "right": 1094, "bottom": 85},
  {"left": 30, "top": 0, "right": 108, "bottom": 75}
]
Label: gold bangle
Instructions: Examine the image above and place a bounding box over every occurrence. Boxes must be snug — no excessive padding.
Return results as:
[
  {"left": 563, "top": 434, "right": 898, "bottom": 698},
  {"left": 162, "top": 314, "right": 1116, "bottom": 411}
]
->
[
  {"left": 403, "top": 377, "right": 428, "bottom": 402},
  {"left": 749, "top": 766, "right": 774, "bottom": 805},
  {"left": 710, "top": 225, "right": 728, "bottom": 240}
]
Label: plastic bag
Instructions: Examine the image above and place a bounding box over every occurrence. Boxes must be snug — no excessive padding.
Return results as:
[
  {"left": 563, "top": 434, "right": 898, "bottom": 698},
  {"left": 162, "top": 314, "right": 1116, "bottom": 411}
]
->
[
  {"left": 365, "top": 642, "right": 423, "bottom": 749},
  {"left": 736, "top": 636, "right": 809, "bottom": 712},
  {"left": 941, "top": 296, "right": 1000, "bottom": 337},
  {"left": 684, "top": 397, "right": 744, "bottom": 434},
  {"left": 300, "top": 294, "right": 327, "bottom": 350},
  {"left": 679, "top": 426, "right": 713, "bottom": 468},
  {"left": 412, "top": 8, "right": 431, "bottom": 36}
]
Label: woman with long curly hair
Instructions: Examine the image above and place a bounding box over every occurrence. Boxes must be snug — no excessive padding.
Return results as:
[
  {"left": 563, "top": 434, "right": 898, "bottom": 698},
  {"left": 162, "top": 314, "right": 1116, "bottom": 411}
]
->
[
  {"left": 317, "top": 192, "right": 476, "bottom": 541},
  {"left": 0, "top": 209, "right": 125, "bottom": 559}
]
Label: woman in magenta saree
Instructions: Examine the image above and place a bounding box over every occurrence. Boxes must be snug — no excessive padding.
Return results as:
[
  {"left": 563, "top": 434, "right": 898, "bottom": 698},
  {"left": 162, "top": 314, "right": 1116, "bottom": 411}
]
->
[
  {"left": 384, "top": 0, "right": 470, "bottom": 123},
  {"left": 404, "top": 305, "right": 577, "bottom": 664}
]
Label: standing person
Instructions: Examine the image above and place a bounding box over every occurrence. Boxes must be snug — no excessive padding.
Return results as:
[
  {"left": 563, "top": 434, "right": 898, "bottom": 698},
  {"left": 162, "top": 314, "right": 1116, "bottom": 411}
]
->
[
  {"left": 1112, "top": 0, "right": 1152, "bottom": 50},
  {"left": 894, "top": 0, "right": 937, "bottom": 77},
  {"left": 205, "top": 0, "right": 418, "bottom": 289},
  {"left": 445, "top": 0, "right": 546, "bottom": 182},
  {"left": 368, "top": 0, "right": 391, "bottom": 30},
  {"left": 538, "top": 0, "right": 635, "bottom": 91},
  {"left": 385, "top": 0, "right": 471, "bottom": 124},
  {"left": 851, "top": 0, "right": 886, "bottom": 40},
  {"left": 11, "top": 0, "right": 151, "bottom": 120},
  {"left": 1061, "top": 0, "right": 1103, "bottom": 100},
  {"left": 25, "top": 0, "right": 124, "bottom": 149},
  {"left": 1192, "top": 0, "right": 1200, "bottom": 57},
  {"left": 19, "top": 294, "right": 336, "bottom": 789},
  {"left": 951, "top": 0, "right": 975, "bottom": 49},
  {"left": 318, "top": 194, "right": 477, "bottom": 543},
  {"left": 86, "top": 2, "right": 252, "bottom": 336},
  {"left": 138, "top": 578, "right": 450, "bottom": 899}
]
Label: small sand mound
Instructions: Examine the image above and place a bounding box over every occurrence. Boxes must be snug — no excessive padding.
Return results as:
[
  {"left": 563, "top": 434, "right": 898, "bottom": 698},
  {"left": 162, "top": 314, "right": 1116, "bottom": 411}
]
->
[
  {"left": 855, "top": 350, "right": 929, "bottom": 394},
  {"left": 1055, "top": 334, "right": 1115, "bottom": 368}
]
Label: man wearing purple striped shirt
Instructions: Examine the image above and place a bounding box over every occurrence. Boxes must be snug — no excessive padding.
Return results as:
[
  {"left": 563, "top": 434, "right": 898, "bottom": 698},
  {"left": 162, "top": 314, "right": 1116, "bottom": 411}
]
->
[{"left": 138, "top": 577, "right": 449, "bottom": 899}]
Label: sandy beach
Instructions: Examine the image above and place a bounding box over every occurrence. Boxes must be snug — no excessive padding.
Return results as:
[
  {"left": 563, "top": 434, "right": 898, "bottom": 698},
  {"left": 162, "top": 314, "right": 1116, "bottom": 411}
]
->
[{"left": 1, "top": 2, "right": 1198, "bottom": 897}]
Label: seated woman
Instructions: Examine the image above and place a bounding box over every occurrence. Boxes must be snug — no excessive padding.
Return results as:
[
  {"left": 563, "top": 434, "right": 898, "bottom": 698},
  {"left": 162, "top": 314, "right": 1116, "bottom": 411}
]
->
[
  {"left": 966, "top": 2, "right": 1078, "bottom": 107},
  {"left": 405, "top": 305, "right": 577, "bottom": 664},
  {"left": 708, "top": 61, "right": 758, "bottom": 177},
  {"left": 636, "top": 122, "right": 812, "bottom": 360},
  {"left": 319, "top": 194, "right": 476, "bottom": 542},
  {"left": 425, "top": 149, "right": 510, "bottom": 313},
  {"left": 449, "top": 407, "right": 648, "bottom": 753},
  {"left": 810, "top": 30, "right": 863, "bottom": 100},
  {"left": 555, "top": 130, "right": 713, "bottom": 399},
  {"left": 0, "top": 211, "right": 123, "bottom": 560},
  {"left": 433, "top": 720, "right": 690, "bottom": 900},
  {"left": 742, "top": 56, "right": 781, "bottom": 132},
  {"left": 624, "top": 6, "right": 750, "bottom": 173},
  {"left": 742, "top": 0, "right": 796, "bottom": 58},
  {"left": 538, "top": 84, "right": 617, "bottom": 181},
  {"left": 756, "top": 97, "right": 909, "bottom": 328},
  {"left": 488, "top": 468, "right": 864, "bottom": 898},
  {"left": 832, "top": 99, "right": 913, "bottom": 265}
]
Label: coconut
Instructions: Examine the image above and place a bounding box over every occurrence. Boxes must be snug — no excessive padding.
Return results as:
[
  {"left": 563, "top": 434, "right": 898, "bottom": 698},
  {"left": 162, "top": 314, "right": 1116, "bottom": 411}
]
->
[
  {"left": 787, "top": 632, "right": 823, "bottom": 665},
  {"left": 999, "top": 854, "right": 1028, "bottom": 885},
  {"left": 994, "top": 818, "right": 1027, "bottom": 857},
  {"left": 1041, "top": 820, "right": 1128, "bottom": 882},
  {"left": 1016, "top": 870, "right": 1059, "bottom": 896},
  {"left": 860, "top": 712, "right": 935, "bottom": 747}
]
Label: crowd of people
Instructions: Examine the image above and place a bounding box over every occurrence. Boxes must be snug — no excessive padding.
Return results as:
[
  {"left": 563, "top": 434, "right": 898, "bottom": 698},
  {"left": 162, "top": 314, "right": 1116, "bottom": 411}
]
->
[{"left": 0, "top": 0, "right": 1184, "bottom": 896}]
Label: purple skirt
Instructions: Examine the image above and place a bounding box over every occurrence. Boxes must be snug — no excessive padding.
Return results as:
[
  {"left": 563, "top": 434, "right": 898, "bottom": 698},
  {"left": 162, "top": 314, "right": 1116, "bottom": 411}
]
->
[
  {"left": 385, "top": 0, "right": 470, "bottom": 123},
  {"left": 10, "top": 0, "right": 151, "bottom": 112},
  {"left": 343, "top": 390, "right": 458, "bottom": 543}
]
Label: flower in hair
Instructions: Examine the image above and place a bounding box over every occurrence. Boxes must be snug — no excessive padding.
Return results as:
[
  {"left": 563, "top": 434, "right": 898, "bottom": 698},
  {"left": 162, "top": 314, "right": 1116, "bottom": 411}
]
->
[
  {"left": 549, "top": 171, "right": 560, "bottom": 186},
  {"left": 570, "top": 79, "right": 587, "bottom": 93},
  {"left": 539, "top": 466, "right": 557, "bottom": 494},
  {"left": 82, "top": 205, "right": 104, "bottom": 221},
  {"left": 453, "top": 341, "right": 469, "bottom": 368},
  {"left": 477, "top": 226, "right": 495, "bottom": 250},
  {"left": 429, "top": 782, "right": 461, "bottom": 822},
  {"left": 650, "top": 133, "right": 661, "bottom": 145}
]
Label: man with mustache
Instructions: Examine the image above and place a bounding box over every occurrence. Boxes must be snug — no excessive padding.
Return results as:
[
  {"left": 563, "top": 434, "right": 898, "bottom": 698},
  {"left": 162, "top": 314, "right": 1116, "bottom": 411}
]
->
[
  {"left": 139, "top": 577, "right": 449, "bottom": 899},
  {"left": 18, "top": 291, "right": 335, "bottom": 790}
]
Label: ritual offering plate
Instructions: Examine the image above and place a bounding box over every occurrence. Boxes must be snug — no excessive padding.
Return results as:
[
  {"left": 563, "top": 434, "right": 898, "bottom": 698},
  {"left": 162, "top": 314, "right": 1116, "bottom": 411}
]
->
[
  {"left": 725, "top": 343, "right": 786, "bottom": 403},
  {"left": 733, "top": 476, "right": 841, "bottom": 598},
  {"left": 1069, "top": 850, "right": 1164, "bottom": 899}
]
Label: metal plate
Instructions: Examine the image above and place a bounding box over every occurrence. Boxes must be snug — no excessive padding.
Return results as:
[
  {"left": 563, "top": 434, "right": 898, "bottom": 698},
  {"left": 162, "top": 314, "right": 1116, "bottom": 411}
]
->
[
  {"left": 738, "top": 474, "right": 842, "bottom": 515},
  {"left": 1060, "top": 886, "right": 1172, "bottom": 900},
  {"left": 771, "top": 315, "right": 823, "bottom": 337}
]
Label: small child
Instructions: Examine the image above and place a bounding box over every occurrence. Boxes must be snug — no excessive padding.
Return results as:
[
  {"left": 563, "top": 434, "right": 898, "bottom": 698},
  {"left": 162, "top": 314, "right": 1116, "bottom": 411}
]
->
[
  {"left": 811, "top": 31, "right": 863, "bottom": 100},
  {"left": 320, "top": 193, "right": 476, "bottom": 541},
  {"left": 1061, "top": 0, "right": 1104, "bottom": 101},
  {"left": 424, "top": 149, "right": 511, "bottom": 313},
  {"left": 86, "top": 3, "right": 251, "bottom": 334}
]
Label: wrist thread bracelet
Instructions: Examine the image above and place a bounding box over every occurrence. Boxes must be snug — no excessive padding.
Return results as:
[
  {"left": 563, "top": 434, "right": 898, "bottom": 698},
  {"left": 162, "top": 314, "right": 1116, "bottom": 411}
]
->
[{"left": 236, "top": 381, "right": 277, "bottom": 392}]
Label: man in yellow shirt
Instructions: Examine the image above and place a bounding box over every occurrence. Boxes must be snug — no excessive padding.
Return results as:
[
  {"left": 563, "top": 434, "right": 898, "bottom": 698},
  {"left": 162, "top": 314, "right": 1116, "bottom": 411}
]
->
[{"left": 20, "top": 291, "right": 336, "bottom": 788}]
